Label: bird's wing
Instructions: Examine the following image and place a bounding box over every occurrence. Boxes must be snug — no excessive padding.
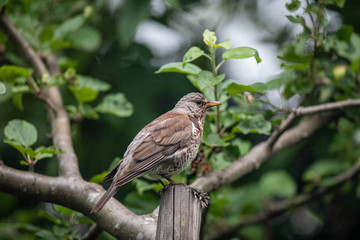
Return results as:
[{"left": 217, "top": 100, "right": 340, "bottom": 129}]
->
[
  {"left": 113, "top": 112, "right": 193, "bottom": 186},
  {"left": 102, "top": 159, "right": 123, "bottom": 182}
]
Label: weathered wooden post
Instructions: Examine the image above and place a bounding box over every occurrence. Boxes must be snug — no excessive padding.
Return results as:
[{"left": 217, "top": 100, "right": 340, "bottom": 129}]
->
[{"left": 155, "top": 185, "right": 209, "bottom": 240}]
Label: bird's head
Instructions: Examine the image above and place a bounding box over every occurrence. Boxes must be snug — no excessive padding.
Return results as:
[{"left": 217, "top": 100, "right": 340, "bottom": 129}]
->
[{"left": 173, "top": 92, "right": 221, "bottom": 116}]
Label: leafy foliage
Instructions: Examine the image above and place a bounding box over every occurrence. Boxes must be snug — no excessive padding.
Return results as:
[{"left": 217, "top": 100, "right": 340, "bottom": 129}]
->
[
  {"left": 3, "top": 120, "right": 62, "bottom": 170},
  {"left": 156, "top": 28, "right": 266, "bottom": 178},
  {"left": 1, "top": 0, "right": 360, "bottom": 239}
]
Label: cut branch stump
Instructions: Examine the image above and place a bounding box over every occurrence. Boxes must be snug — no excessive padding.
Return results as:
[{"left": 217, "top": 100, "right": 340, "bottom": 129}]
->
[{"left": 155, "top": 185, "right": 206, "bottom": 240}]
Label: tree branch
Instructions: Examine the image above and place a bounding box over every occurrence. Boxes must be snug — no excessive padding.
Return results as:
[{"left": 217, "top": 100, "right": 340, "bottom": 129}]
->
[
  {"left": 0, "top": 14, "right": 48, "bottom": 77},
  {"left": 0, "top": 160, "right": 157, "bottom": 239},
  {"left": 0, "top": 12, "right": 81, "bottom": 178},
  {"left": 0, "top": 13, "right": 159, "bottom": 239},
  {"left": 294, "top": 99, "right": 360, "bottom": 115},
  {"left": 192, "top": 98, "right": 360, "bottom": 193},
  {"left": 205, "top": 161, "right": 360, "bottom": 240},
  {"left": 190, "top": 112, "right": 334, "bottom": 193}
]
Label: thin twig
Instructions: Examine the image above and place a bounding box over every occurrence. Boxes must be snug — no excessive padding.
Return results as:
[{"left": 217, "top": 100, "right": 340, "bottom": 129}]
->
[
  {"left": 268, "top": 99, "right": 360, "bottom": 148},
  {"left": 0, "top": 14, "right": 47, "bottom": 77}
]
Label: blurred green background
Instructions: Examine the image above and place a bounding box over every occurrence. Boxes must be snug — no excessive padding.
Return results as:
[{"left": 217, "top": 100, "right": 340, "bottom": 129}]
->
[{"left": 1, "top": 0, "right": 360, "bottom": 239}]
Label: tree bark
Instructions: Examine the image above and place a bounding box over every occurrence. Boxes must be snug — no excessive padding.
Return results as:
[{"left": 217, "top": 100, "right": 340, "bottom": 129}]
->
[{"left": 156, "top": 185, "right": 203, "bottom": 240}]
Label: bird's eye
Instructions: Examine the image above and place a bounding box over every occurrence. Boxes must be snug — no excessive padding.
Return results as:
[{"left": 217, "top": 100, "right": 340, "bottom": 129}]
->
[{"left": 196, "top": 100, "right": 202, "bottom": 105}]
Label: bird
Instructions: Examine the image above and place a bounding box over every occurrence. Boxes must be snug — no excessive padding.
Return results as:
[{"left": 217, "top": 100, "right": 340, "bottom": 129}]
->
[{"left": 90, "top": 92, "right": 221, "bottom": 214}]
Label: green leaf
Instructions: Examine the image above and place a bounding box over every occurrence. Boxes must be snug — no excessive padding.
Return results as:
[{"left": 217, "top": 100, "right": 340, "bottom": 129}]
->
[
  {"left": 65, "top": 105, "right": 78, "bottom": 119},
  {"left": 183, "top": 46, "right": 204, "bottom": 64},
  {"left": 95, "top": 93, "right": 133, "bottom": 117},
  {"left": 286, "top": 15, "right": 302, "bottom": 24},
  {"left": 187, "top": 71, "right": 224, "bottom": 91},
  {"left": 203, "top": 29, "right": 217, "bottom": 46},
  {"left": 303, "top": 160, "right": 346, "bottom": 182},
  {"left": 39, "top": 25, "right": 54, "bottom": 43},
  {"left": 0, "top": 65, "right": 31, "bottom": 84},
  {"left": 68, "top": 85, "right": 98, "bottom": 102},
  {"left": 335, "top": 0, "right": 346, "bottom": 8},
  {"left": 35, "top": 230, "right": 57, "bottom": 240},
  {"left": 226, "top": 82, "right": 265, "bottom": 95},
  {"left": 259, "top": 171, "right": 296, "bottom": 198},
  {"left": 12, "top": 84, "right": 31, "bottom": 94},
  {"left": 211, "top": 74, "right": 225, "bottom": 85},
  {"left": 232, "top": 138, "right": 252, "bottom": 156},
  {"left": 52, "top": 225, "right": 72, "bottom": 237},
  {"left": 4, "top": 139, "right": 29, "bottom": 155},
  {"left": 222, "top": 47, "right": 261, "bottom": 63},
  {"left": 54, "top": 15, "right": 85, "bottom": 39},
  {"left": 66, "top": 26, "right": 101, "bottom": 52},
  {"left": 4, "top": 119, "right": 37, "bottom": 147},
  {"left": 53, "top": 204, "right": 74, "bottom": 216},
  {"left": 210, "top": 152, "right": 231, "bottom": 170},
  {"left": 45, "top": 74, "right": 67, "bottom": 87},
  {"left": 12, "top": 93, "right": 23, "bottom": 110},
  {"left": 50, "top": 39, "right": 72, "bottom": 50},
  {"left": 251, "top": 82, "right": 268, "bottom": 92},
  {"left": 38, "top": 210, "right": 62, "bottom": 225},
  {"left": 232, "top": 115, "right": 271, "bottom": 135},
  {"left": 286, "top": 0, "right": 301, "bottom": 11},
  {"left": 0, "top": 81, "right": 5, "bottom": 94},
  {"left": 336, "top": 25, "right": 353, "bottom": 42},
  {"left": 155, "top": 62, "right": 201, "bottom": 76},
  {"left": 90, "top": 171, "right": 109, "bottom": 183},
  {"left": 69, "top": 75, "right": 110, "bottom": 103},
  {"left": 77, "top": 75, "right": 111, "bottom": 91},
  {"left": 132, "top": 178, "right": 157, "bottom": 195},
  {"left": 214, "top": 40, "right": 231, "bottom": 49},
  {"left": 336, "top": 33, "right": 360, "bottom": 62},
  {"left": 203, "top": 133, "right": 230, "bottom": 147},
  {"left": 19, "top": 160, "right": 28, "bottom": 166},
  {"left": 34, "top": 146, "right": 63, "bottom": 161},
  {"left": 80, "top": 104, "right": 99, "bottom": 119}
]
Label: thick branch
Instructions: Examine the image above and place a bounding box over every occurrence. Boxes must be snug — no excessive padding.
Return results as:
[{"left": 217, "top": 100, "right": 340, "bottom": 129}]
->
[
  {"left": 206, "top": 161, "right": 360, "bottom": 240},
  {"left": 0, "top": 161, "right": 157, "bottom": 239},
  {"left": 0, "top": 13, "right": 81, "bottom": 178},
  {"left": 191, "top": 98, "right": 360, "bottom": 193},
  {"left": 191, "top": 112, "right": 334, "bottom": 193}
]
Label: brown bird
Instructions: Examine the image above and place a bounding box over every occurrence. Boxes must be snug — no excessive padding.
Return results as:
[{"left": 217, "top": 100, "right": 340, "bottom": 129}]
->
[{"left": 91, "top": 92, "right": 221, "bottom": 214}]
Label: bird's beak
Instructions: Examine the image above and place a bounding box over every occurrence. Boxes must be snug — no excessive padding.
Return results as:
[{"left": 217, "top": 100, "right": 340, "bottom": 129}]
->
[{"left": 205, "top": 101, "right": 222, "bottom": 108}]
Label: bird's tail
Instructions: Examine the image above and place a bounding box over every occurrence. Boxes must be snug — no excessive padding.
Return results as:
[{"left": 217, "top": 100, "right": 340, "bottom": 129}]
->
[{"left": 90, "top": 184, "right": 119, "bottom": 214}]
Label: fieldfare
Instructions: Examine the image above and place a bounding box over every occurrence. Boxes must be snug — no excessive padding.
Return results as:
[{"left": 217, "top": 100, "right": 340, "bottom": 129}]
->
[{"left": 91, "top": 92, "right": 221, "bottom": 213}]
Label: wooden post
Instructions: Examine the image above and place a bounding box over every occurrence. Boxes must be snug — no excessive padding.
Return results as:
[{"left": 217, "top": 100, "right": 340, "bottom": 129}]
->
[{"left": 155, "top": 185, "right": 206, "bottom": 240}]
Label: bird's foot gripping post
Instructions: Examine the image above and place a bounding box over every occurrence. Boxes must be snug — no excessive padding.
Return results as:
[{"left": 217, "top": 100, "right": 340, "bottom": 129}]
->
[{"left": 155, "top": 185, "right": 210, "bottom": 240}]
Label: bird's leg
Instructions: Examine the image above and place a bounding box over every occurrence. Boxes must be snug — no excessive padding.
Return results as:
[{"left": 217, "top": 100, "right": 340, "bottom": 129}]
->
[
  {"left": 159, "top": 179, "right": 167, "bottom": 188},
  {"left": 157, "top": 177, "right": 186, "bottom": 195},
  {"left": 165, "top": 177, "right": 185, "bottom": 186},
  {"left": 158, "top": 179, "right": 169, "bottom": 195}
]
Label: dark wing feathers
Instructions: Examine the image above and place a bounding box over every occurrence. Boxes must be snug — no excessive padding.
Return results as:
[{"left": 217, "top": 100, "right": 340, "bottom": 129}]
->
[{"left": 102, "top": 159, "right": 123, "bottom": 182}]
